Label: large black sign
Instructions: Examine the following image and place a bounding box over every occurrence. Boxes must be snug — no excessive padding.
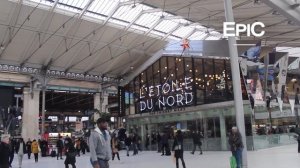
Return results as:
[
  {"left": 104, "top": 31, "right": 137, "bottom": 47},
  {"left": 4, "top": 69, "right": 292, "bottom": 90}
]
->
[{"left": 118, "top": 86, "right": 125, "bottom": 116}]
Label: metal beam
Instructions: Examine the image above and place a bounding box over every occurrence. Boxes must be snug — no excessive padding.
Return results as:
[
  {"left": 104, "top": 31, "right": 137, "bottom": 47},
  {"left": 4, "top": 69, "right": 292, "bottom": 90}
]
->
[
  {"left": 43, "top": 0, "right": 95, "bottom": 67},
  {"left": 120, "top": 49, "right": 163, "bottom": 86},
  {"left": 20, "top": 0, "right": 59, "bottom": 64},
  {"left": 184, "top": 28, "right": 197, "bottom": 39},
  {"left": 261, "top": 0, "right": 300, "bottom": 26},
  {"left": 52, "top": 1, "right": 122, "bottom": 70},
  {"left": 162, "top": 24, "right": 181, "bottom": 40}
]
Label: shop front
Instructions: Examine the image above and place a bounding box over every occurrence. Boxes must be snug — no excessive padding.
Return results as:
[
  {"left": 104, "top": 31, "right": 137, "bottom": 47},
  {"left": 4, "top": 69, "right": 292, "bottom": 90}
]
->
[{"left": 122, "top": 55, "right": 253, "bottom": 151}]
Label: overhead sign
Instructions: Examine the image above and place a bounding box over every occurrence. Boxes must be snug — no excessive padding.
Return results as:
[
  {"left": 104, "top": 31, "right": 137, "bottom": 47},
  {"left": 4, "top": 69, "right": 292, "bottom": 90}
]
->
[
  {"left": 118, "top": 86, "right": 125, "bottom": 116},
  {"left": 223, "top": 22, "right": 265, "bottom": 37},
  {"left": 139, "top": 77, "right": 194, "bottom": 112}
]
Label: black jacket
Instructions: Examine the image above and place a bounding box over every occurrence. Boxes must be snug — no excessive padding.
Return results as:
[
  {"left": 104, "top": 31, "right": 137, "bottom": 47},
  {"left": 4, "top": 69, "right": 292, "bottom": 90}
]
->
[
  {"left": 26, "top": 141, "right": 32, "bottom": 152},
  {"left": 56, "top": 139, "right": 64, "bottom": 149},
  {"left": 125, "top": 136, "right": 132, "bottom": 146},
  {"left": 228, "top": 132, "right": 244, "bottom": 152},
  {"left": 15, "top": 141, "right": 27, "bottom": 154},
  {"left": 0, "top": 142, "right": 11, "bottom": 166},
  {"left": 172, "top": 136, "right": 184, "bottom": 158}
]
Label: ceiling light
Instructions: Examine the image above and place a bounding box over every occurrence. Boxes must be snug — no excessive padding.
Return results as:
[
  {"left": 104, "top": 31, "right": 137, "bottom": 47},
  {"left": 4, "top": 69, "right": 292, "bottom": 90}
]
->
[{"left": 0, "top": 44, "right": 4, "bottom": 50}]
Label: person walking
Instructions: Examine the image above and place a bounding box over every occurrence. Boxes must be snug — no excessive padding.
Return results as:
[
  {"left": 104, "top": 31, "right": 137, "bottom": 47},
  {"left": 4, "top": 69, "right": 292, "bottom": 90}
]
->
[
  {"left": 228, "top": 127, "right": 244, "bottom": 168},
  {"left": 145, "top": 134, "right": 150, "bottom": 150},
  {"left": 132, "top": 133, "right": 138, "bottom": 155},
  {"left": 172, "top": 130, "right": 186, "bottom": 168},
  {"left": 26, "top": 139, "right": 32, "bottom": 159},
  {"left": 161, "top": 132, "right": 169, "bottom": 156},
  {"left": 125, "top": 134, "right": 132, "bottom": 157},
  {"left": 31, "top": 139, "right": 39, "bottom": 163},
  {"left": 157, "top": 132, "right": 161, "bottom": 152},
  {"left": 15, "top": 138, "right": 27, "bottom": 168},
  {"left": 64, "top": 137, "right": 76, "bottom": 168},
  {"left": 81, "top": 139, "right": 86, "bottom": 155},
  {"left": 89, "top": 118, "right": 112, "bottom": 168},
  {"left": 75, "top": 139, "right": 81, "bottom": 157},
  {"left": 9, "top": 138, "right": 15, "bottom": 168},
  {"left": 191, "top": 131, "right": 203, "bottom": 155},
  {"left": 56, "top": 136, "right": 64, "bottom": 160},
  {"left": 0, "top": 134, "right": 11, "bottom": 168},
  {"left": 111, "top": 133, "right": 120, "bottom": 161}
]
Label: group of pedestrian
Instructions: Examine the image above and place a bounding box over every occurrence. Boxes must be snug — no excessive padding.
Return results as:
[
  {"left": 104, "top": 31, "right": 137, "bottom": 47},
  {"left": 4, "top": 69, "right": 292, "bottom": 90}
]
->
[
  {"left": 124, "top": 133, "right": 141, "bottom": 156},
  {"left": 0, "top": 135, "right": 40, "bottom": 168}
]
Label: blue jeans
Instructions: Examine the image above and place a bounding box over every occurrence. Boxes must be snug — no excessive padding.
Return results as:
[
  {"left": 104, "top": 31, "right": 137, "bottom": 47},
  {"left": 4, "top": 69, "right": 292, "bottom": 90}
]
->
[
  {"left": 232, "top": 148, "right": 242, "bottom": 168},
  {"left": 90, "top": 158, "right": 109, "bottom": 168}
]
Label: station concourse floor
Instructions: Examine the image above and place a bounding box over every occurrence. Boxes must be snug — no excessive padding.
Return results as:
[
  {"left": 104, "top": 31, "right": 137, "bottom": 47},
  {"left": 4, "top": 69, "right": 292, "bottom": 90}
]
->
[{"left": 13, "top": 144, "right": 300, "bottom": 168}]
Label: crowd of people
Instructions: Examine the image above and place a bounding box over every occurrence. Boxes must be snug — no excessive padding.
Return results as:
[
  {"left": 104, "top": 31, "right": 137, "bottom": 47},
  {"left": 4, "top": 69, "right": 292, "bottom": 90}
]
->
[{"left": 0, "top": 117, "right": 246, "bottom": 168}]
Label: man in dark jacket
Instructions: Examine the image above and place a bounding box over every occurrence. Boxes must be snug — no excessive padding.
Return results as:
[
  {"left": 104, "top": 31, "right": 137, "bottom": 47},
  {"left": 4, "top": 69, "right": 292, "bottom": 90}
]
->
[
  {"left": 9, "top": 138, "right": 15, "bottom": 168},
  {"left": 56, "top": 136, "right": 64, "bottom": 160},
  {"left": 125, "top": 134, "right": 132, "bottom": 157},
  {"left": 228, "top": 127, "right": 244, "bottom": 168},
  {"left": 191, "top": 131, "right": 203, "bottom": 155},
  {"left": 160, "top": 133, "right": 169, "bottom": 156},
  {"left": 26, "top": 138, "right": 32, "bottom": 159},
  {"left": 0, "top": 134, "right": 11, "bottom": 168}
]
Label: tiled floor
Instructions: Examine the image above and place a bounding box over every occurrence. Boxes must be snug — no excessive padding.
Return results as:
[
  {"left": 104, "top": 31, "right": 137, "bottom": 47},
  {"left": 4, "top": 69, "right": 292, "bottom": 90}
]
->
[{"left": 12, "top": 144, "right": 300, "bottom": 168}]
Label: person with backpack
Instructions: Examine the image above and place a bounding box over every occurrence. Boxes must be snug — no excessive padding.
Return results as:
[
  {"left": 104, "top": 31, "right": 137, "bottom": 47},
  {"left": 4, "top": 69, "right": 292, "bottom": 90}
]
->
[
  {"left": 56, "top": 136, "right": 64, "bottom": 160},
  {"left": 228, "top": 127, "right": 244, "bottom": 168},
  {"left": 0, "top": 134, "right": 11, "bottom": 168},
  {"left": 172, "top": 130, "right": 186, "bottom": 168}
]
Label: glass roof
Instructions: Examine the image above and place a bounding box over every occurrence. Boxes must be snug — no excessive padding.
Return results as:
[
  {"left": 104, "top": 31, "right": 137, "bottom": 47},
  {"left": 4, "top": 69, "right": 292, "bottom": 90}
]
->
[{"left": 25, "top": 0, "right": 221, "bottom": 41}]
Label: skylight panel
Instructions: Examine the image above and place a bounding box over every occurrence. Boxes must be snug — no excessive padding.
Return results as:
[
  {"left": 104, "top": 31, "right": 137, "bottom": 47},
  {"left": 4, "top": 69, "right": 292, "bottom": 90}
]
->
[
  {"left": 189, "top": 31, "right": 207, "bottom": 40},
  {"left": 27, "top": 0, "right": 53, "bottom": 6},
  {"left": 58, "top": 0, "right": 88, "bottom": 9},
  {"left": 172, "top": 26, "right": 194, "bottom": 38},
  {"left": 135, "top": 12, "right": 161, "bottom": 28},
  {"left": 113, "top": 4, "right": 151, "bottom": 23},
  {"left": 155, "top": 20, "right": 178, "bottom": 33},
  {"left": 88, "top": 0, "right": 119, "bottom": 16}
]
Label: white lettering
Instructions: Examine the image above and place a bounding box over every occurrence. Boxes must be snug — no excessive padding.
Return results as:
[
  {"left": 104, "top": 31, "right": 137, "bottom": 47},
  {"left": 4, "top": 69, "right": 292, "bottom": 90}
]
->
[
  {"left": 149, "top": 86, "right": 154, "bottom": 97},
  {"left": 139, "top": 86, "right": 145, "bottom": 99},
  {"left": 235, "top": 24, "right": 247, "bottom": 36},
  {"left": 146, "top": 99, "right": 153, "bottom": 110},
  {"left": 223, "top": 22, "right": 265, "bottom": 37},
  {"left": 223, "top": 22, "right": 235, "bottom": 37},
  {"left": 176, "top": 94, "right": 184, "bottom": 106},
  {"left": 185, "top": 92, "right": 193, "bottom": 104},
  {"left": 166, "top": 96, "right": 175, "bottom": 106},
  {"left": 185, "top": 77, "right": 192, "bottom": 90},
  {"left": 140, "top": 101, "right": 146, "bottom": 111},
  {"left": 162, "top": 83, "right": 171, "bottom": 94},
  {"left": 156, "top": 85, "right": 161, "bottom": 96},
  {"left": 158, "top": 96, "right": 165, "bottom": 109},
  {"left": 251, "top": 22, "right": 265, "bottom": 37}
]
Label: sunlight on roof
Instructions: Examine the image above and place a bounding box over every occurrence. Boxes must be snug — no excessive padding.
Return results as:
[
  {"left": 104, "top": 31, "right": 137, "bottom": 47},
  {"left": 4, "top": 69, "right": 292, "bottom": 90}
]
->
[{"left": 25, "top": 0, "right": 221, "bottom": 41}]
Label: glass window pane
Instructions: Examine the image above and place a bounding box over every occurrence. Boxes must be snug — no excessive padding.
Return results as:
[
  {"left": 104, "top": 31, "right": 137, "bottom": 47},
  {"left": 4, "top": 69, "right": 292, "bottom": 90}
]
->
[{"left": 194, "top": 58, "right": 204, "bottom": 104}]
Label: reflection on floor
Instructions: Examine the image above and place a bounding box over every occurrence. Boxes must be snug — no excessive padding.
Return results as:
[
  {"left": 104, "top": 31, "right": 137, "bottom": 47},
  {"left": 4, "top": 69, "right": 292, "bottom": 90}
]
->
[{"left": 12, "top": 144, "right": 300, "bottom": 168}]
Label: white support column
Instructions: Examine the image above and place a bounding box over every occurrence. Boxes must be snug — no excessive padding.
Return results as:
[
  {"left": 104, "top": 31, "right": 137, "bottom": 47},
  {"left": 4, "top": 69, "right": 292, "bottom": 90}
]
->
[
  {"left": 224, "top": 0, "right": 248, "bottom": 167},
  {"left": 22, "top": 87, "right": 40, "bottom": 140},
  {"left": 94, "top": 93, "right": 101, "bottom": 122},
  {"left": 101, "top": 91, "right": 109, "bottom": 113},
  {"left": 219, "top": 112, "right": 227, "bottom": 151}
]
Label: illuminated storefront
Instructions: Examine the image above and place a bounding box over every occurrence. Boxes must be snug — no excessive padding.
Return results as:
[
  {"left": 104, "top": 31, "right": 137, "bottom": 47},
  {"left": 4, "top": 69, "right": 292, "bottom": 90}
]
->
[{"left": 123, "top": 56, "right": 253, "bottom": 151}]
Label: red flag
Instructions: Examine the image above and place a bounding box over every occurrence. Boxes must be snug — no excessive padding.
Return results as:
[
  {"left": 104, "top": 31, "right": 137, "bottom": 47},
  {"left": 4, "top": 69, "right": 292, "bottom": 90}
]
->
[{"left": 181, "top": 39, "right": 190, "bottom": 50}]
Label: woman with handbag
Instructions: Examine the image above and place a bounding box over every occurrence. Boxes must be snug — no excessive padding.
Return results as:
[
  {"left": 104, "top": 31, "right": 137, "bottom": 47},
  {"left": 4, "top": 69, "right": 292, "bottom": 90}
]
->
[
  {"left": 172, "top": 130, "right": 186, "bottom": 168},
  {"left": 64, "top": 138, "right": 76, "bottom": 168}
]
